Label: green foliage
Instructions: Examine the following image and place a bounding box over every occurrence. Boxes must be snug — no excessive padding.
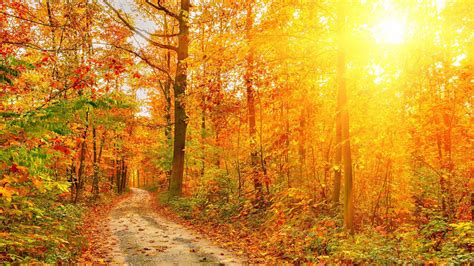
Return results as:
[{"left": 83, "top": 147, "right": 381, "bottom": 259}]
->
[
  {"left": 0, "top": 132, "right": 85, "bottom": 262},
  {"left": 0, "top": 67, "right": 125, "bottom": 262},
  {"left": 155, "top": 143, "right": 173, "bottom": 172},
  {"left": 331, "top": 221, "right": 474, "bottom": 264},
  {"left": 158, "top": 168, "right": 246, "bottom": 222},
  {"left": 0, "top": 56, "right": 34, "bottom": 85},
  {"left": 158, "top": 191, "right": 196, "bottom": 220},
  {"left": 0, "top": 194, "right": 85, "bottom": 263}
]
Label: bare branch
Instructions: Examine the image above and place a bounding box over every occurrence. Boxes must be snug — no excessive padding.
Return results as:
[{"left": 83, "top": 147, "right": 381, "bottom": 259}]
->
[
  {"left": 0, "top": 11, "right": 69, "bottom": 28},
  {"left": 103, "top": 0, "right": 177, "bottom": 51},
  {"left": 1, "top": 41, "right": 79, "bottom": 52},
  {"left": 145, "top": 0, "right": 180, "bottom": 21},
  {"left": 105, "top": 42, "right": 174, "bottom": 81},
  {"left": 150, "top": 32, "right": 179, "bottom": 38}
]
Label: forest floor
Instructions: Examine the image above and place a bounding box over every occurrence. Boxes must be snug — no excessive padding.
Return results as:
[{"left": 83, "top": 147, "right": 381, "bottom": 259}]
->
[{"left": 80, "top": 188, "right": 242, "bottom": 265}]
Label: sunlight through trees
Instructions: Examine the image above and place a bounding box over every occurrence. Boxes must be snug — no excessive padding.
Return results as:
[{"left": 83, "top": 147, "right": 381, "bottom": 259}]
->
[{"left": 1, "top": 0, "right": 472, "bottom": 263}]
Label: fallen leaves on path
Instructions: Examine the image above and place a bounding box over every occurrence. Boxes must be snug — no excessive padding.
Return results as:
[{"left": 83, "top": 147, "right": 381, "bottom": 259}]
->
[
  {"left": 76, "top": 193, "right": 131, "bottom": 264},
  {"left": 149, "top": 192, "right": 280, "bottom": 264}
]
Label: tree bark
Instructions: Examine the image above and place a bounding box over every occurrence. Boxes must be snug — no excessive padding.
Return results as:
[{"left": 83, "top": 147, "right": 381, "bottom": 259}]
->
[
  {"left": 75, "top": 109, "right": 89, "bottom": 203},
  {"left": 333, "top": 97, "right": 342, "bottom": 204},
  {"left": 92, "top": 125, "right": 99, "bottom": 197},
  {"left": 337, "top": 0, "right": 354, "bottom": 233},
  {"left": 121, "top": 160, "right": 127, "bottom": 193},
  {"left": 245, "top": 0, "right": 263, "bottom": 201},
  {"left": 169, "top": 0, "right": 190, "bottom": 197}
]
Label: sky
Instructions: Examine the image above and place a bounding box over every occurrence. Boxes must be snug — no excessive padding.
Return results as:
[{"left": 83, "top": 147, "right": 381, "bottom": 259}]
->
[{"left": 108, "top": 0, "right": 157, "bottom": 117}]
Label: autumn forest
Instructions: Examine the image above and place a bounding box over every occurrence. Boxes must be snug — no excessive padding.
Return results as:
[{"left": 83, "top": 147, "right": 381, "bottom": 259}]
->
[{"left": 1, "top": 0, "right": 473, "bottom": 264}]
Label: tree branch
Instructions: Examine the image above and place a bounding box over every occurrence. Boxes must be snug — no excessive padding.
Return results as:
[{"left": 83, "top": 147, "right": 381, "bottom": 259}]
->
[
  {"left": 0, "top": 11, "right": 69, "bottom": 28},
  {"left": 105, "top": 42, "right": 173, "bottom": 81},
  {"left": 145, "top": 0, "right": 180, "bottom": 21},
  {"left": 1, "top": 41, "right": 79, "bottom": 52},
  {"left": 150, "top": 32, "right": 179, "bottom": 38},
  {"left": 103, "top": 0, "right": 178, "bottom": 51}
]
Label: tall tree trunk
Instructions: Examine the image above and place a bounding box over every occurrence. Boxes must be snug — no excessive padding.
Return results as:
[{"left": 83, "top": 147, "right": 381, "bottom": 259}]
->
[
  {"left": 169, "top": 0, "right": 190, "bottom": 197},
  {"left": 92, "top": 125, "right": 99, "bottom": 197},
  {"left": 245, "top": 0, "right": 263, "bottom": 201},
  {"left": 237, "top": 113, "right": 242, "bottom": 198},
  {"left": 299, "top": 103, "right": 307, "bottom": 181},
  {"left": 285, "top": 102, "right": 290, "bottom": 187},
  {"left": 200, "top": 20, "right": 207, "bottom": 177},
  {"left": 337, "top": 1, "right": 354, "bottom": 233},
  {"left": 111, "top": 158, "right": 115, "bottom": 189},
  {"left": 116, "top": 157, "right": 122, "bottom": 193},
  {"left": 68, "top": 163, "right": 76, "bottom": 202},
  {"left": 333, "top": 97, "right": 342, "bottom": 204},
  {"left": 258, "top": 95, "right": 269, "bottom": 193},
  {"left": 163, "top": 14, "right": 173, "bottom": 147},
  {"left": 162, "top": 15, "right": 173, "bottom": 182},
  {"left": 442, "top": 111, "right": 454, "bottom": 220},
  {"left": 75, "top": 109, "right": 89, "bottom": 203},
  {"left": 163, "top": 77, "right": 173, "bottom": 183},
  {"left": 121, "top": 160, "right": 127, "bottom": 193},
  {"left": 137, "top": 169, "right": 140, "bottom": 188},
  {"left": 201, "top": 107, "right": 206, "bottom": 176},
  {"left": 164, "top": 79, "right": 172, "bottom": 144},
  {"left": 471, "top": 192, "right": 474, "bottom": 222}
]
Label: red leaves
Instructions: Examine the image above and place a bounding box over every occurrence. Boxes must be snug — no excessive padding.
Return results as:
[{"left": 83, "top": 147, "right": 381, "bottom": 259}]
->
[
  {"left": 69, "top": 65, "right": 94, "bottom": 90},
  {"left": 9, "top": 163, "right": 20, "bottom": 173},
  {"left": 132, "top": 72, "right": 141, "bottom": 79},
  {"left": 74, "top": 65, "right": 91, "bottom": 75},
  {"left": 50, "top": 137, "right": 71, "bottom": 155},
  {"left": 52, "top": 144, "right": 71, "bottom": 155},
  {"left": 9, "top": 163, "right": 28, "bottom": 174}
]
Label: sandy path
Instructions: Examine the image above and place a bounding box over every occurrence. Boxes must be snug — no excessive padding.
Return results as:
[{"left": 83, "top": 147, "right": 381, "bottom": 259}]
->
[{"left": 107, "top": 188, "right": 242, "bottom": 265}]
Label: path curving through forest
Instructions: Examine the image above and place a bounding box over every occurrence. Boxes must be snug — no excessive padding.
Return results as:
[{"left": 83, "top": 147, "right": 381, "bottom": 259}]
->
[{"left": 106, "top": 188, "right": 242, "bottom": 265}]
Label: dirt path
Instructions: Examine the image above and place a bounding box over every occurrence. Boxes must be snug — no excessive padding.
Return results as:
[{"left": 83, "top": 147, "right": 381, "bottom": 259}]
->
[{"left": 107, "top": 188, "right": 242, "bottom": 265}]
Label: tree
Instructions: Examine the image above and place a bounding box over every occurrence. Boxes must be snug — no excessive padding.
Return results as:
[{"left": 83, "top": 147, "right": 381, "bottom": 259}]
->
[
  {"left": 245, "top": 0, "right": 263, "bottom": 202},
  {"left": 169, "top": 0, "right": 191, "bottom": 197},
  {"left": 336, "top": 0, "right": 354, "bottom": 233}
]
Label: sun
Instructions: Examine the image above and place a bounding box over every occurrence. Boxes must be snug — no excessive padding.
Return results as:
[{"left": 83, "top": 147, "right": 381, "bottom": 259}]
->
[{"left": 371, "top": 17, "right": 406, "bottom": 44}]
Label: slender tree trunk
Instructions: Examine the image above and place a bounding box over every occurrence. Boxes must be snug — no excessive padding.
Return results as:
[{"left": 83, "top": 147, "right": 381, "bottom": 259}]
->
[
  {"left": 111, "top": 158, "right": 115, "bottom": 189},
  {"left": 237, "top": 114, "right": 242, "bottom": 198},
  {"left": 471, "top": 192, "right": 474, "bottom": 222},
  {"left": 164, "top": 78, "right": 173, "bottom": 184},
  {"left": 337, "top": 1, "right": 354, "bottom": 233},
  {"left": 69, "top": 163, "right": 76, "bottom": 202},
  {"left": 75, "top": 109, "right": 89, "bottom": 203},
  {"left": 162, "top": 15, "right": 173, "bottom": 182},
  {"left": 92, "top": 125, "right": 100, "bottom": 197},
  {"left": 164, "top": 81, "right": 172, "bottom": 143},
  {"left": 200, "top": 20, "right": 207, "bottom": 177},
  {"left": 137, "top": 169, "right": 140, "bottom": 188},
  {"left": 169, "top": 0, "right": 190, "bottom": 197},
  {"left": 299, "top": 116, "right": 306, "bottom": 179},
  {"left": 201, "top": 108, "right": 206, "bottom": 176},
  {"left": 258, "top": 95, "right": 269, "bottom": 193},
  {"left": 442, "top": 111, "right": 454, "bottom": 220},
  {"left": 333, "top": 99, "right": 342, "bottom": 204},
  {"left": 121, "top": 160, "right": 127, "bottom": 193},
  {"left": 245, "top": 0, "right": 263, "bottom": 201},
  {"left": 285, "top": 102, "right": 290, "bottom": 187},
  {"left": 116, "top": 158, "right": 122, "bottom": 193}
]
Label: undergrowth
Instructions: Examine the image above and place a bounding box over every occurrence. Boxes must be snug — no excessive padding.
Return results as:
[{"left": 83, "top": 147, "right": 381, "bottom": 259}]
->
[{"left": 158, "top": 183, "right": 473, "bottom": 264}]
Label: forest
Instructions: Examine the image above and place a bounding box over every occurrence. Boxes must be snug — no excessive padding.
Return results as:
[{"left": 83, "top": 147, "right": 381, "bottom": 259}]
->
[{"left": 0, "top": 0, "right": 473, "bottom": 264}]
